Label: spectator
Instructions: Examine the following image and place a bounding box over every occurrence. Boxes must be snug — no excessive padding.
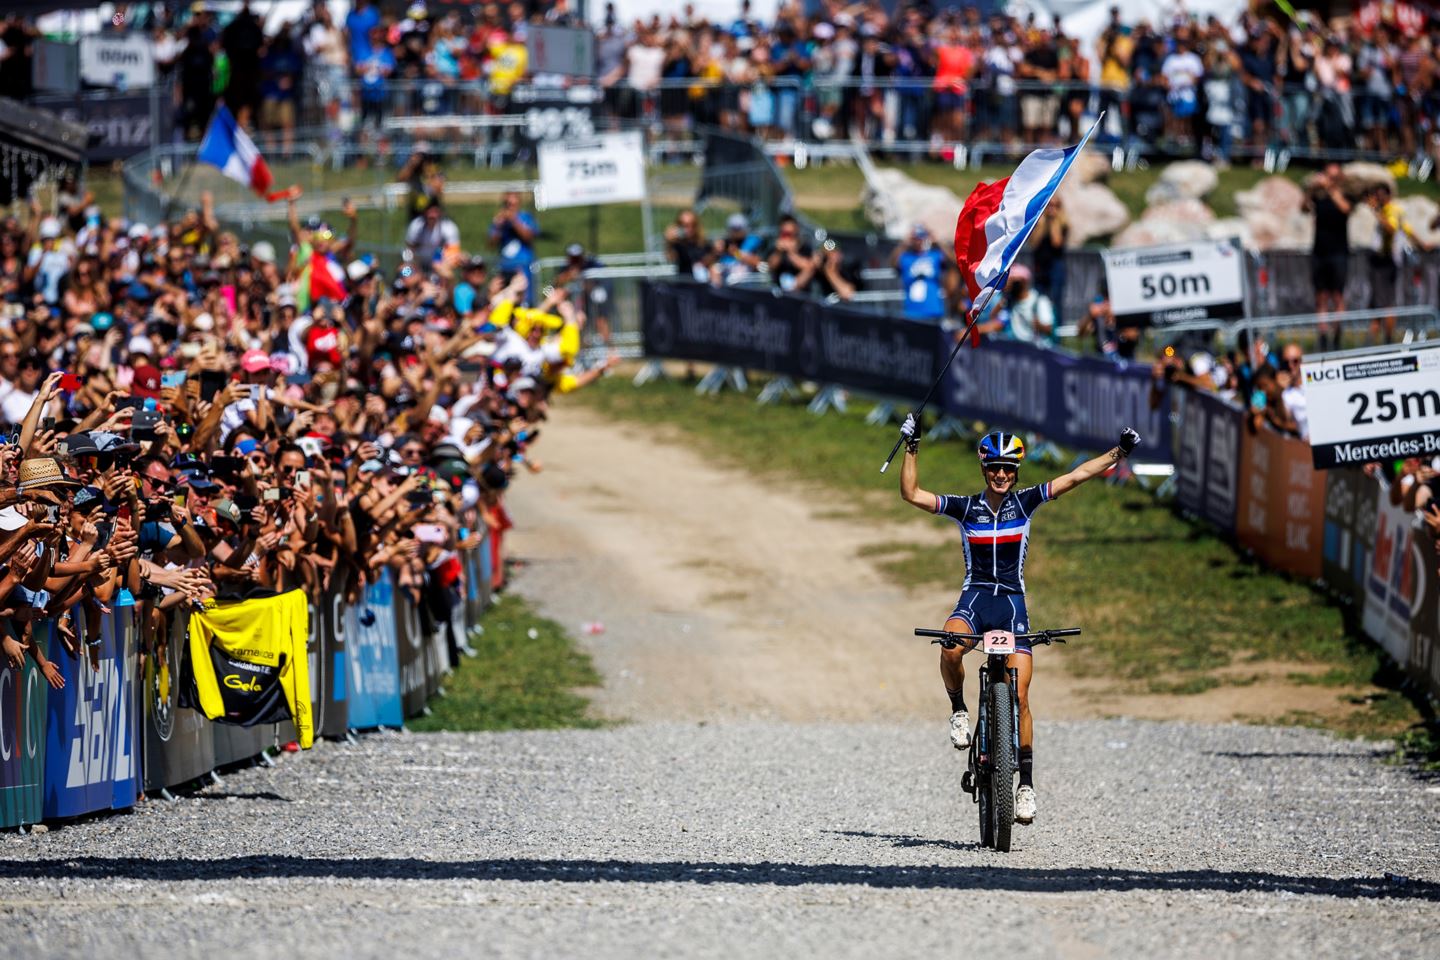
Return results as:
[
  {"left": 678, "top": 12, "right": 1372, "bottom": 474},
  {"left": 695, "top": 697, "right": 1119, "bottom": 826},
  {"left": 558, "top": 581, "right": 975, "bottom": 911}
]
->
[
  {"left": 1303, "top": 163, "right": 1352, "bottom": 350},
  {"left": 1001, "top": 266, "right": 1055, "bottom": 344},
  {"left": 1276, "top": 343, "right": 1309, "bottom": 439},
  {"left": 220, "top": 0, "right": 266, "bottom": 130},
  {"left": 1031, "top": 198, "right": 1068, "bottom": 315},
  {"left": 1019, "top": 28, "right": 1061, "bottom": 145},
  {"left": 932, "top": 25, "right": 974, "bottom": 146},
  {"left": 892, "top": 225, "right": 947, "bottom": 323},
  {"left": 710, "top": 213, "right": 763, "bottom": 285},
  {"left": 406, "top": 203, "right": 461, "bottom": 269},
  {"left": 664, "top": 210, "right": 709, "bottom": 282},
  {"left": 260, "top": 26, "right": 303, "bottom": 160},
  {"left": 1365, "top": 184, "right": 1423, "bottom": 344},
  {"left": 765, "top": 215, "right": 815, "bottom": 293},
  {"left": 488, "top": 192, "right": 538, "bottom": 303},
  {"left": 1161, "top": 37, "right": 1204, "bottom": 146},
  {"left": 813, "top": 239, "right": 858, "bottom": 302},
  {"left": 1247, "top": 363, "right": 1301, "bottom": 436}
]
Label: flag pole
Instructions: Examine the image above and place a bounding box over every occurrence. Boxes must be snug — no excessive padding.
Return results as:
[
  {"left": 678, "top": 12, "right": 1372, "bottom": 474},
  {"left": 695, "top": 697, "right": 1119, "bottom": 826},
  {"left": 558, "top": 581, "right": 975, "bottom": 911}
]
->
[{"left": 878, "top": 114, "right": 1103, "bottom": 476}]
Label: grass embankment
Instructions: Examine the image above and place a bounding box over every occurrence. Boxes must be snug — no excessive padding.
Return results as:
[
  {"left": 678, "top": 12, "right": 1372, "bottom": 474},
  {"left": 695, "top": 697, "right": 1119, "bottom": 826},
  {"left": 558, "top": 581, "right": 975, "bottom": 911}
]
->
[
  {"left": 408, "top": 594, "right": 603, "bottom": 732},
  {"left": 576, "top": 375, "right": 1433, "bottom": 751}
]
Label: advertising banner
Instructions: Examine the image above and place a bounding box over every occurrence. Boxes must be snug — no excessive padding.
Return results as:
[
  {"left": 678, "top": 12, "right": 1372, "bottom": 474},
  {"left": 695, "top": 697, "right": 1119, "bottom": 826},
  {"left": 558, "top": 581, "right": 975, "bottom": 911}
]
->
[
  {"left": 1302, "top": 344, "right": 1440, "bottom": 468},
  {"left": 394, "top": 584, "right": 429, "bottom": 719},
  {"left": 940, "top": 336, "right": 1173, "bottom": 464},
  {"left": 1362, "top": 479, "right": 1428, "bottom": 665},
  {"left": 537, "top": 131, "right": 646, "bottom": 209},
  {"left": 36, "top": 92, "right": 171, "bottom": 163},
  {"left": 211, "top": 723, "right": 267, "bottom": 768},
  {"left": 319, "top": 574, "right": 350, "bottom": 740},
  {"left": 1235, "top": 426, "right": 1327, "bottom": 578},
  {"left": 642, "top": 281, "right": 939, "bottom": 402},
  {"left": 44, "top": 609, "right": 140, "bottom": 819},
  {"left": 526, "top": 25, "right": 596, "bottom": 77},
  {"left": 1405, "top": 527, "right": 1440, "bottom": 701},
  {"left": 143, "top": 612, "right": 215, "bottom": 791},
  {"left": 346, "top": 572, "right": 404, "bottom": 730},
  {"left": 0, "top": 623, "right": 49, "bottom": 829},
  {"left": 80, "top": 34, "right": 156, "bottom": 89},
  {"left": 1103, "top": 240, "right": 1247, "bottom": 325},
  {"left": 1174, "top": 388, "right": 1243, "bottom": 532},
  {"left": 1321, "top": 468, "right": 1375, "bottom": 606}
]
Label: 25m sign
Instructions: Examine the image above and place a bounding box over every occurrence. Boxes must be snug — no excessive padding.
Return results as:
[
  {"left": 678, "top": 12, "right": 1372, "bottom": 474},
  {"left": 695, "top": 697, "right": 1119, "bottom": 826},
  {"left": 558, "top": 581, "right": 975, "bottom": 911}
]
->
[{"left": 1303, "top": 345, "right": 1440, "bottom": 468}]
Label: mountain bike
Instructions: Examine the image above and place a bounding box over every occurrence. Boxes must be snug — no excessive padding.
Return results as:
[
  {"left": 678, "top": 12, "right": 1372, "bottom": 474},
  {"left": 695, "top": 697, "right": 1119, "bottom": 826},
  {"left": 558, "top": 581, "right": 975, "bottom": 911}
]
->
[{"left": 914, "top": 626, "right": 1081, "bottom": 852}]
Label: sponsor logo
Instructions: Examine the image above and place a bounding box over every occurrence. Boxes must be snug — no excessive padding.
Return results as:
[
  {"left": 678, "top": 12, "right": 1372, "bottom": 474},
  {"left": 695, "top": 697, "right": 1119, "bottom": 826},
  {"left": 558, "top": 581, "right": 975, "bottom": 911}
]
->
[{"left": 223, "top": 674, "right": 263, "bottom": 692}]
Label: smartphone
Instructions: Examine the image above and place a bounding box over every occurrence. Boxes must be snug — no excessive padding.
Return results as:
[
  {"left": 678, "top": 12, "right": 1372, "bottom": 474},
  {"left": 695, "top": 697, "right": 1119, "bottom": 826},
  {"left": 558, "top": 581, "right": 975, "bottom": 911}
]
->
[
  {"left": 180, "top": 342, "right": 202, "bottom": 359},
  {"left": 173, "top": 491, "right": 187, "bottom": 509},
  {"left": 115, "top": 396, "right": 144, "bottom": 411},
  {"left": 405, "top": 490, "right": 430, "bottom": 508},
  {"left": 58, "top": 373, "right": 83, "bottom": 392},
  {"left": 44, "top": 504, "right": 59, "bottom": 524},
  {"left": 263, "top": 488, "right": 283, "bottom": 502},
  {"left": 413, "top": 523, "right": 446, "bottom": 544},
  {"left": 162, "top": 371, "right": 188, "bottom": 388},
  {"left": 94, "top": 520, "right": 115, "bottom": 551},
  {"left": 210, "top": 455, "right": 246, "bottom": 477},
  {"left": 41, "top": 417, "right": 55, "bottom": 433},
  {"left": 248, "top": 384, "right": 264, "bottom": 401},
  {"left": 295, "top": 470, "right": 311, "bottom": 488},
  {"left": 199, "top": 370, "right": 227, "bottom": 402},
  {"left": 131, "top": 410, "right": 163, "bottom": 442},
  {"left": 1249, "top": 389, "right": 1267, "bottom": 412}
]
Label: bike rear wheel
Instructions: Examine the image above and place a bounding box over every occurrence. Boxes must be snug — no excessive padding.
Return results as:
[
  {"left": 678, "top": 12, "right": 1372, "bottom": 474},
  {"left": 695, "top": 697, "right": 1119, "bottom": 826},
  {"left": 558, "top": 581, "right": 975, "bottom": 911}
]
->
[
  {"left": 976, "top": 764, "right": 993, "bottom": 848},
  {"left": 989, "top": 679, "right": 1015, "bottom": 852}
]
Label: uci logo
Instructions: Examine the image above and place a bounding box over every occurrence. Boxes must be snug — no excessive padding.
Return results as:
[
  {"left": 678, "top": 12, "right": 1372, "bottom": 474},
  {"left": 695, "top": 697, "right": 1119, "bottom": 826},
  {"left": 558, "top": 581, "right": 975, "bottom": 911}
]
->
[
  {"left": 223, "top": 674, "right": 262, "bottom": 693},
  {"left": 1305, "top": 368, "right": 1341, "bottom": 383}
]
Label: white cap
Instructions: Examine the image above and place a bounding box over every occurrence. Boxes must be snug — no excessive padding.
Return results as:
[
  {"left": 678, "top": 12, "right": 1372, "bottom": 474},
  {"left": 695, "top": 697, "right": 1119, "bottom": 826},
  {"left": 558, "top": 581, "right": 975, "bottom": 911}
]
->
[
  {"left": 0, "top": 505, "right": 27, "bottom": 532},
  {"left": 427, "top": 404, "right": 450, "bottom": 425},
  {"left": 128, "top": 223, "right": 150, "bottom": 239},
  {"left": 191, "top": 312, "right": 215, "bottom": 332},
  {"left": 251, "top": 240, "right": 277, "bottom": 264},
  {"left": 39, "top": 217, "right": 62, "bottom": 239},
  {"left": 347, "top": 259, "right": 372, "bottom": 282},
  {"left": 128, "top": 335, "right": 154, "bottom": 355},
  {"left": 509, "top": 376, "right": 538, "bottom": 394}
]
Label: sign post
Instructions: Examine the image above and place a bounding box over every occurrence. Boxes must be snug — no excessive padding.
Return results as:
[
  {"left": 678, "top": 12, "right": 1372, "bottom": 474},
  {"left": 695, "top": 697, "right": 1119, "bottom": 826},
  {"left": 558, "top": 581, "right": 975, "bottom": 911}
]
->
[
  {"left": 1301, "top": 342, "right": 1440, "bottom": 468},
  {"left": 1102, "top": 239, "right": 1247, "bottom": 326}
]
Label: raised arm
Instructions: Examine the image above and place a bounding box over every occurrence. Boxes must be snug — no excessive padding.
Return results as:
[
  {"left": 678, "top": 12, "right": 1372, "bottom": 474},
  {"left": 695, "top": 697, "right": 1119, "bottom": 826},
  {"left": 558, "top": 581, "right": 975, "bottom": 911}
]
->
[
  {"left": 898, "top": 415, "right": 939, "bottom": 513},
  {"left": 1048, "top": 428, "right": 1140, "bottom": 498}
]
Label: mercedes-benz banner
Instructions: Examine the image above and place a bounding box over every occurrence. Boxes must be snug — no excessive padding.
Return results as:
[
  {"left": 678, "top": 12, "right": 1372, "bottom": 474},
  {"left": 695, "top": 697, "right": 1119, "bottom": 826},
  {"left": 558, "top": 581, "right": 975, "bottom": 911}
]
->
[{"left": 1302, "top": 343, "right": 1440, "bottom": 468}]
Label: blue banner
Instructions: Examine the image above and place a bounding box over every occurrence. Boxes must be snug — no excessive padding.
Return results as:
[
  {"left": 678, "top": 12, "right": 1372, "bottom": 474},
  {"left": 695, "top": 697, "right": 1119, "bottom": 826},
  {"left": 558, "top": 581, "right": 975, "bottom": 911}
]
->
[
  {"left": 939, "top": 335, "right": 1173, "bottom": 464},
  {"left": 345, "top": 572, "right": 404, "bottom": 730},
  {"left": 43, "top": 608, "right": 141, "bottom": 819},
  {"left": 1173, "top": 388, "right": 1244, "bottom": 534}
]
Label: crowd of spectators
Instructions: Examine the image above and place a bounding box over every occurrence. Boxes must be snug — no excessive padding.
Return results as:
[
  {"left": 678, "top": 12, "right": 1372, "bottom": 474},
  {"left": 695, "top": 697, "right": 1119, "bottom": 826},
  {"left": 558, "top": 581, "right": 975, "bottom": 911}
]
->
[
  {"left": 0, "top": 171, "right": 615, "bottom": 685},
  {"left": 6, "top": 0, "right": 1438, "bottom": 161}
]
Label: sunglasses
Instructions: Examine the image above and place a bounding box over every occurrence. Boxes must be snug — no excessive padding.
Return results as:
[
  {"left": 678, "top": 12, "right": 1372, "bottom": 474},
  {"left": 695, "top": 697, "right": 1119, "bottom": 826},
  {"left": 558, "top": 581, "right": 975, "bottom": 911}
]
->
[{"left": 983, "top": 463, "right": 1018, "bottom": 475}]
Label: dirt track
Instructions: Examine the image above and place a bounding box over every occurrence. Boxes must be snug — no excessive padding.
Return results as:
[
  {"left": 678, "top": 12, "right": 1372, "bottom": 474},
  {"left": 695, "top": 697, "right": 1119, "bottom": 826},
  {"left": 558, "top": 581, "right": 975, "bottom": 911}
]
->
[{"left": 504, "top": 407, "right": 1363, "bottom": 727}]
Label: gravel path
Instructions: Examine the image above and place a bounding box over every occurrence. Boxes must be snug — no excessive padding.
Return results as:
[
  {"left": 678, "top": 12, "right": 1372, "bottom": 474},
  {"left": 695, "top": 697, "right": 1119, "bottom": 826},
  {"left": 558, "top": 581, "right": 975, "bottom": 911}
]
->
[{"left": 3, "top": 719, "right": 1437, "bottom": 959}]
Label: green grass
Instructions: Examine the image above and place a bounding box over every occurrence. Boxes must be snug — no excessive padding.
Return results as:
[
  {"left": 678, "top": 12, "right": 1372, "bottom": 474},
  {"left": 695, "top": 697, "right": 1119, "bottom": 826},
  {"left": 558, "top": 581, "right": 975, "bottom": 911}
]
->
[
  {"left": 407, "top": 594, "right": 604, "bottom": 732},
  {"left": 576, "top": 374, "right": 1429, "bottom": 742}
]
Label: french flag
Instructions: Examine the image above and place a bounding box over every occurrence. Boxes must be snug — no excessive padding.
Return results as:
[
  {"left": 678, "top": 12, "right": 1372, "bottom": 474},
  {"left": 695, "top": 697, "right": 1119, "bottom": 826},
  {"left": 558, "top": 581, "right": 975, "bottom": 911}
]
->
[
  {"left": 198, "top": 105, "right": 274, "bottom": 198},
  {"left": 954, "top": 117, "right": 1101, "bottom": 318}
]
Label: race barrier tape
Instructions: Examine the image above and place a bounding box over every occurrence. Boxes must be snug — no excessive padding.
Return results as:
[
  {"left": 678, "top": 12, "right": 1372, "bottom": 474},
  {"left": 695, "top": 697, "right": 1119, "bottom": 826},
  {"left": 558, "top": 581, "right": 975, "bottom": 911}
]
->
[
  {"left": 1170, "top": 388, "right": 1440, "bottom": 704},
  {"left": 0, "top": 539, "right": 491, "bottom": 829}
]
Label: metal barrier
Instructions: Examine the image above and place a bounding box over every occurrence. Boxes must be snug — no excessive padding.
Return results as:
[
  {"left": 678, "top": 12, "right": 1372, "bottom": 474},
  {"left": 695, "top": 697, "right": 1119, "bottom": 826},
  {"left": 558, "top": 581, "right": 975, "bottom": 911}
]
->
[{"left": 1143, "top": 304, "right": 1440, "bottom": 355}]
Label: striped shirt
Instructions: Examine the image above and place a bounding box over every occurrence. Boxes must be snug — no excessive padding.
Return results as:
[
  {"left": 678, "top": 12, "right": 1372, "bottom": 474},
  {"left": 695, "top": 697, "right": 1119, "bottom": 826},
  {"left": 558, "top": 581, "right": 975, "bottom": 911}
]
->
[{"left": 933, "top": 483, "right": 1053, "bottom": 595}]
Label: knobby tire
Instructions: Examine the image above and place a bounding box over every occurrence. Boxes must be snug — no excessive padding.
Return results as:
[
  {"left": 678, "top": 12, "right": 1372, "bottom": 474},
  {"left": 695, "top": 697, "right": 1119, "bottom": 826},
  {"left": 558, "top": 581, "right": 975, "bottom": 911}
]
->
[{"left": 990, "top": 679, "right": 1015, "bottom": 852}]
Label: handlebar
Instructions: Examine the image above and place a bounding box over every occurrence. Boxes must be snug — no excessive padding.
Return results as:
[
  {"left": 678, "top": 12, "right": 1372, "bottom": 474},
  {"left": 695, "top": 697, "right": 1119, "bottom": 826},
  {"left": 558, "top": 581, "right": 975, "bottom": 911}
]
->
[{"left": 914, "top": 627, "right": 1081, "bottom": 650}]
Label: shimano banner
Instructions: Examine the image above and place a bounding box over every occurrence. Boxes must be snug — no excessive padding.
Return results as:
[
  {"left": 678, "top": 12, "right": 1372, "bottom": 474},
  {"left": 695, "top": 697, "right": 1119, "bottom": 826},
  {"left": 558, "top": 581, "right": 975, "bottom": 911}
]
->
[
  {"left": 0, "top": 622, "right": 50, "bottom": 829},
  {"left": 143, "top": 612, "right": 215, "bottom": 791},
  {"left": 939, "top": 337, "right": 1173, "bottom": 464},
  {"left": 1173, "top": 388, "right": 1243, "bottom": 533},
  {"left": 641, "top": 281, "right": 937, "bottom": 401},
  {"left": 43, "top": 608, "right": 141, "bottom": 819},
  {"left": 319, "top": 574, "right": 350, "bottom": 740}
]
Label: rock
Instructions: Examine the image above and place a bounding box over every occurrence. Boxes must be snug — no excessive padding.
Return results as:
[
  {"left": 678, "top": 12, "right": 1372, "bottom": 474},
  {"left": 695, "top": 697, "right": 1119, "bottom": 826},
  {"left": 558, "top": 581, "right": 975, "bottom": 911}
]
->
[
  {"left": 1113, "top": 218, "right": 1210, "bottom": 248},
  {"left": 1340, "top": 161, "right": 1396, "bottom": 199},
  {"left": 30, "top": 823, "right": 49, "bottom": 834},
  {"left": 1069, "top": 150, "right": 1112, "bottom": 185},
  {"left": 1142, "top": 198, "right": 1216, "bottom": 225},
  {"left": 1243, "top": 210, "right": 1314, "bottom": 251},
  {"left": 1396, "top": 195, "right": 1440, "bottom": 250},
  {"left": 1205, "top": 217, "right": 1253, "bottom": 248},
  {"left": 1057, "top": 181, "right": 1130, "bottom": 246},
  {"left": 1144, "top": 160, "right": 1219, "bottom": 205},
  {"left": 1234, "top": 176, "right": 1305, "bottom": 219},
  {"left": 862, "top": 167, "right": 963, "bottom": 242}
]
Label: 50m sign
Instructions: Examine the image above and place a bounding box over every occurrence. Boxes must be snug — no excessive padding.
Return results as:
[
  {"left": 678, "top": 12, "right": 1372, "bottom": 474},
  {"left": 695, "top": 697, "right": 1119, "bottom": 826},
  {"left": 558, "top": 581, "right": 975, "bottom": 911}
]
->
[{"left": 1302, "top": 345, "right": 1440, "bottom": 468}]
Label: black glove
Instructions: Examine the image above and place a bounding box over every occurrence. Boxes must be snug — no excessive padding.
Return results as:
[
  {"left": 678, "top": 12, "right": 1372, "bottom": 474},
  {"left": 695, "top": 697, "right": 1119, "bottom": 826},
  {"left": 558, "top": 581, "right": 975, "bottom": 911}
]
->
[{"left": 1118, "top": 427, "right": 1141, "bottom": 457}]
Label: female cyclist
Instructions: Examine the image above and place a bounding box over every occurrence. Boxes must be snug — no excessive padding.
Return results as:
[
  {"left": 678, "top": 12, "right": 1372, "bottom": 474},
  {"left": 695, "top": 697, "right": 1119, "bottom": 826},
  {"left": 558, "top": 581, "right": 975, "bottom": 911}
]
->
[{"left": 897, "top": 417, "right": 1140, "bottom": 824}]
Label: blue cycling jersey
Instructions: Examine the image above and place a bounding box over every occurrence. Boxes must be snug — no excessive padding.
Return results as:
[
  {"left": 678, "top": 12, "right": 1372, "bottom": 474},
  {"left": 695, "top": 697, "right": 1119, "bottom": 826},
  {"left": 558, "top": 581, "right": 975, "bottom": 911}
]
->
[{"left": 933, "top": 482, "right": 1053, "bottom": 595}]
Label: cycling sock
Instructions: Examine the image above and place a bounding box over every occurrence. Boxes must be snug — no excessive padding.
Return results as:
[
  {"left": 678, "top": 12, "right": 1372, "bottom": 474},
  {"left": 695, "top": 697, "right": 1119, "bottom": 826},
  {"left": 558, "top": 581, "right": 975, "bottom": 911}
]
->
[
  {"left": 947, "top": 688, "right": 967, "bottom": 713},
  {"left": 1019, "top": 747, "right": 1034, "bottom": 788}
]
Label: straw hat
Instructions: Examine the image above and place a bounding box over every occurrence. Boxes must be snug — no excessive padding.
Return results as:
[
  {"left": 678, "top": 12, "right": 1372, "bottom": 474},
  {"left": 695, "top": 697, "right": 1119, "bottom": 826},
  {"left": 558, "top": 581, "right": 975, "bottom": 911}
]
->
[{"left": 17, "top": 457, "right": 81, "bottom": 493}]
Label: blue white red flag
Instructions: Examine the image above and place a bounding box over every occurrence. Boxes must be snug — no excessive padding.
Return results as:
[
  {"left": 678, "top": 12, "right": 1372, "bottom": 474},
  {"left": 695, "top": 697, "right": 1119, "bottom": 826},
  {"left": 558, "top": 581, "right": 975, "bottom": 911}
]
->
[
  {"left": 197, "top": 105, "right": 274, "bottom": 198},
  {"left": 953, "top": 116, "right": 1101, "bottom": 317}
]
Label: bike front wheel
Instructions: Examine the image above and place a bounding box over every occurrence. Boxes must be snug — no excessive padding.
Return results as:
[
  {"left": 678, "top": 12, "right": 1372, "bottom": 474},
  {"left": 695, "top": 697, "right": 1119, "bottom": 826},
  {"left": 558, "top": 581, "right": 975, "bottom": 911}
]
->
[{"left": 989, "top": 679, "right": 1015, "bottom": 852}]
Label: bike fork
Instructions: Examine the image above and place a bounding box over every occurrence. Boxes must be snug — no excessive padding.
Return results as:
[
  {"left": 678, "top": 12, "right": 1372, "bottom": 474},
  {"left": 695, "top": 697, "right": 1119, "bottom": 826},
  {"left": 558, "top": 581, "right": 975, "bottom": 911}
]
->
[{"left": 1009, "top": 666, "right": 1020, "bottom": 759}]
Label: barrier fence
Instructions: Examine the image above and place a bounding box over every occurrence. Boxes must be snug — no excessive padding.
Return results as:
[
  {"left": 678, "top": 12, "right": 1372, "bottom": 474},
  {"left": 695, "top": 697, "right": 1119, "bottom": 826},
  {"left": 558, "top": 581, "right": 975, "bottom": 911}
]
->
[
  {"left": 1170, "top": 386, "right": 1440, "bottom": 705},
  {"left": 0, "top": 539, "right": 491, "bottom": 830},
  {"left": 638, "top": 281, "right": 1438, "bottom": 704}
]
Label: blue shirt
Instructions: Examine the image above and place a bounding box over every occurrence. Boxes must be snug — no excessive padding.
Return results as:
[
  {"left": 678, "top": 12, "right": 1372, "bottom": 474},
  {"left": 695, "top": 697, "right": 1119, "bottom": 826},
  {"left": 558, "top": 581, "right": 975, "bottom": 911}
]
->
[
  {"left": 491, "top": 212, "right": 538, "bottom": 268},
  {"left": 897, "top": 247, "right": 947, "bottom": 320},
  {"left": 346, "top": 5, "right": 381, "bottom": 63},
  {"left": 453, "top": 281, "right": 478, "bottom": 315},
  {"left": 934, "top": 484, "right": 1053, "bottom": 595}
]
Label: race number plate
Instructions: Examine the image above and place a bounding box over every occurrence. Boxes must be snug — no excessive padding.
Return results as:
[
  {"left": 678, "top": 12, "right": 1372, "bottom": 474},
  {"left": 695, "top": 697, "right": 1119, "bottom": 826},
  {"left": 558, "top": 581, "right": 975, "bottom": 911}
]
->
[{"left": 981, "top": 630, "right": 1016, "bottom": 655}]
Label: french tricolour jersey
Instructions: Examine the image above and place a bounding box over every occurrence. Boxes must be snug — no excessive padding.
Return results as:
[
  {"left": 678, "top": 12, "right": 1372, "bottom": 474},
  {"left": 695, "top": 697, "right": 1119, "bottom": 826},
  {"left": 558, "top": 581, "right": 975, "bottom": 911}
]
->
[{"left": 933, "top": 483, "right": 1053, "bottom": 595}]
